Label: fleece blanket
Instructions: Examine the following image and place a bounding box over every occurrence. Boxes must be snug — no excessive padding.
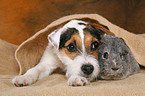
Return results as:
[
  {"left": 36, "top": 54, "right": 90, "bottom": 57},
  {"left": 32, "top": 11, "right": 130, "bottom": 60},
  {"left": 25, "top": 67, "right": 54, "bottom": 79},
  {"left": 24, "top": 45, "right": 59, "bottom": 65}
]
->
[{"left": 0, "top": 14, "right": 145, "bottom": 96}]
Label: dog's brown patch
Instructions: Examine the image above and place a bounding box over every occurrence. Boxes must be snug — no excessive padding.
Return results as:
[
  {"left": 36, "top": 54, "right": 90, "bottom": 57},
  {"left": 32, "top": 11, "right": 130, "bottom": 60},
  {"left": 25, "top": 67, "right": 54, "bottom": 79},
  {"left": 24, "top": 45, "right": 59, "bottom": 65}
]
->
[
  {"left": 92, "top": 23, "right": 115, "bottom": 35},
  {"left": 84, "top": 32, "right": 99, "bottom": 59},
  {"left": 59, "top": 23, "right": 106, "bottom": 60},
  {"left": 59, "top": 32, "right": 82, "bottom": 60}
]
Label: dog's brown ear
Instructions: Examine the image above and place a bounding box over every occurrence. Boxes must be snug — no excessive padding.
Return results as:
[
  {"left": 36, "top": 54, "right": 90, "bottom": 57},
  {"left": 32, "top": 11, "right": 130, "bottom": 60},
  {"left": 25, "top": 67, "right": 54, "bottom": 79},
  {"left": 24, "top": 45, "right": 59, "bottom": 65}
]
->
[{"left": 92, "top": 23, "right": 115, "bottom": 36}]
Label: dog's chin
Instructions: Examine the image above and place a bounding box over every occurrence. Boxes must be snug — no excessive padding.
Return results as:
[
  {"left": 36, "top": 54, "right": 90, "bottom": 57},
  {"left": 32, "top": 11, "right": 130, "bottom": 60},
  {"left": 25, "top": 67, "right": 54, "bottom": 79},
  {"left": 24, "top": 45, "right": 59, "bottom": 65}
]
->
[{"left": 81, "top": 73, "right": 97, "bottom": 82}]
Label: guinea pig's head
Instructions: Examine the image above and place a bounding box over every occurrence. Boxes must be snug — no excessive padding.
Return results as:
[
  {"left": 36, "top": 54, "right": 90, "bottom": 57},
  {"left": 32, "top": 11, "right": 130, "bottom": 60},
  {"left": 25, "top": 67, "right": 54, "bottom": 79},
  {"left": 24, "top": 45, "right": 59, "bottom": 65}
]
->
[{"left": 98, "top": 35, "right": 136, "bottom": 80}]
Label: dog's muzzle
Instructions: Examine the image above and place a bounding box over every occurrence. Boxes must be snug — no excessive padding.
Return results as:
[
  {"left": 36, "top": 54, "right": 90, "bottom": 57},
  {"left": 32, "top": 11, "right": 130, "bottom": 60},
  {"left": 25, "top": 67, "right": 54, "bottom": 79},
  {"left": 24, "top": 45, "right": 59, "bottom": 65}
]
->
[{"left": 81, "top": 64, "right": 94, "bottom": 75}]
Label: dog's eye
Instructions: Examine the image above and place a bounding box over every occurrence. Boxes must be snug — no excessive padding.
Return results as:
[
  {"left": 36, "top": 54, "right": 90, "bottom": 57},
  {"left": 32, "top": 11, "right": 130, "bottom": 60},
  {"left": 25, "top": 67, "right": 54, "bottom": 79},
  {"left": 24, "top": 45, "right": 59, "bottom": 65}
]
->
[
  {"left": 90, "top": 41, "right": 99, "bottom": 51},
  {"left": 66, "top": 43, "right": 77, "bottom": 52},
  {"left": 103, "top": 52, "right": 108, "bottom": 59}
]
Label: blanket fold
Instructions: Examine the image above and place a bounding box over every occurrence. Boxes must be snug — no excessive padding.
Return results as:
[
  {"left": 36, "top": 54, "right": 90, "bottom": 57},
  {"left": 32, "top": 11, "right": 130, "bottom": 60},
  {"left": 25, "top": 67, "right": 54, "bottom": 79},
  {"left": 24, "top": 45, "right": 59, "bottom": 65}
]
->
[{"left": 0, "top": 39, "right": 19, "bottom": 78}]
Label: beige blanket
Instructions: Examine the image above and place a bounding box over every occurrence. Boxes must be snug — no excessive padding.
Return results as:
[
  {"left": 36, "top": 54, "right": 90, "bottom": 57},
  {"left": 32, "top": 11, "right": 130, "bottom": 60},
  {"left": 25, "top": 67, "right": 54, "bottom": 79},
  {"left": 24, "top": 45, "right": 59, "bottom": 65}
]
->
[{"left": 0, "top": 14, "right": 145, "bottom": 96}]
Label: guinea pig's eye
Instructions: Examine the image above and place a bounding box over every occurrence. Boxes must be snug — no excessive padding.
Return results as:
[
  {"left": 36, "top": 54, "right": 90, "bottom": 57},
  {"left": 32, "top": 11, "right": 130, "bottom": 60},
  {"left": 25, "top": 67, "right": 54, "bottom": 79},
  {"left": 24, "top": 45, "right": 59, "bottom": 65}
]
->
[
  {"left": 90, "top": 41, "right": 99, "bottom": 51},
  {"left": 120, "top": 54, "right": 125, "bottom": 60},
  {"left": 66, "top": 43, "right": 77, "bottom": 52},
  {"left": 103, "top": 52, "right": 108, "bottom": 59}
]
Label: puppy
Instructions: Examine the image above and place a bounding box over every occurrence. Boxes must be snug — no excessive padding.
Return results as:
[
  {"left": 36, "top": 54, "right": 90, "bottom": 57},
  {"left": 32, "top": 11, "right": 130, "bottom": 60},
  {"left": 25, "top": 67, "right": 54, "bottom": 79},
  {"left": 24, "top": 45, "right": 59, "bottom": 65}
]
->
[{"left": 12, "top": 19, "right": 109, "bottom": 87}]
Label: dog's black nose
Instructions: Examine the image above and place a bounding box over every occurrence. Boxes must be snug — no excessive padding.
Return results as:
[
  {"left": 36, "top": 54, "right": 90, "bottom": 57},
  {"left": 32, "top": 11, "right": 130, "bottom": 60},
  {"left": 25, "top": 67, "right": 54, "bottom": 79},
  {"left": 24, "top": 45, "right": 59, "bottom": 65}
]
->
[{"left": 81, "top": 64, "right": 94, "bottom": 75}]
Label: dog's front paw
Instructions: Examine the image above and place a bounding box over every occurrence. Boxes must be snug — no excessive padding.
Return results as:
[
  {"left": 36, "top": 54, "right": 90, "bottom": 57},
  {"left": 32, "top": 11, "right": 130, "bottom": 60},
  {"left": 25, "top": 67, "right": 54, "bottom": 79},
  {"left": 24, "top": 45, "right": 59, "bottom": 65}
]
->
[
  {"left": 12, "top": 75, "right": 36, "bottom": 87},
  {"left": 68, "top": 76, "right": 89, "bottom": 86}
]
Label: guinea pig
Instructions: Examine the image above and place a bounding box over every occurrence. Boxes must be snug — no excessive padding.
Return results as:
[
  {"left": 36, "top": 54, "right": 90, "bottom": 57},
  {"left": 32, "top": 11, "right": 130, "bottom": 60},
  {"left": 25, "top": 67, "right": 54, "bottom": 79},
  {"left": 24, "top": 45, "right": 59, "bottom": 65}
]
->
[{"left": 98, "top": 35, "right": 140, "bottom": 80}]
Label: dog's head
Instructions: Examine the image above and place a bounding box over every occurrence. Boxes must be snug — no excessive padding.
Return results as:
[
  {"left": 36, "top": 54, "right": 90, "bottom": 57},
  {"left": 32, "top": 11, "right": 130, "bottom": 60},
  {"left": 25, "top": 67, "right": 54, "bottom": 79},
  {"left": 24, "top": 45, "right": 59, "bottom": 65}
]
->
[{"left": 48, "top": 19, "right": 112, "bottom": 81}]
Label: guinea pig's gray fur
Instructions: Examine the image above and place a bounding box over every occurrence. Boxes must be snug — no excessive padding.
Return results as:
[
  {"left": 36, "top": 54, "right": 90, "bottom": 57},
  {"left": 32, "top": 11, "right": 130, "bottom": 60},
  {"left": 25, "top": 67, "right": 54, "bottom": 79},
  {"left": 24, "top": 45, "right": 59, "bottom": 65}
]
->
[{"left": 98, "top": 35, "right": 140, "bottom": 80}]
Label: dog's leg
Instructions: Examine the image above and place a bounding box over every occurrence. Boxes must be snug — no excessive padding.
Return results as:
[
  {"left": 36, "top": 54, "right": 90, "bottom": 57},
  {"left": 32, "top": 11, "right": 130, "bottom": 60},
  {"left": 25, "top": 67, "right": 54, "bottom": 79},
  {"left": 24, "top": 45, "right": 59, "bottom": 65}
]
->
[{"left": 12, "top": 44, "right": 61, "bottom": 87}]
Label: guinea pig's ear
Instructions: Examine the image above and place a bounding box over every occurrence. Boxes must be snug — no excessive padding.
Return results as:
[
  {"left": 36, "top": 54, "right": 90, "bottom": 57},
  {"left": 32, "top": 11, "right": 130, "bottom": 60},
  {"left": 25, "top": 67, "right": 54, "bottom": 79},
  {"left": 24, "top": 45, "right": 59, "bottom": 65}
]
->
[
  {"left": 48, "top": 29, "right": 62, "bottom": 49},
  {"left": 92, "top": 23, "right": 115, "bottom": 35},
  {"left": 119, "top": 38, "right": 129, "bottom": 55},
  {"left": 119, "top": 38, "right": 128, "bottom": 46}
]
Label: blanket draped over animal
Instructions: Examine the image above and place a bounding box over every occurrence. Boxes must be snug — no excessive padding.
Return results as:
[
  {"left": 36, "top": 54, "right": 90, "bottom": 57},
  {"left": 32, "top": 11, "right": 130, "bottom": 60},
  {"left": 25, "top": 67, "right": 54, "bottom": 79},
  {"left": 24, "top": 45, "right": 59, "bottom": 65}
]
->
[{"left": 0, "top": 14, "right": 145, "bottom": 96}]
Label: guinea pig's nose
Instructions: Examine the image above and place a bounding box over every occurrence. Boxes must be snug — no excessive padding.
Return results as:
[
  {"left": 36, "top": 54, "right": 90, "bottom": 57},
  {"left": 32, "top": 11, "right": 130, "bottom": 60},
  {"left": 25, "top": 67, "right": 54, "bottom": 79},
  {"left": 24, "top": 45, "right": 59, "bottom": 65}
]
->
[
  {"left": 111, "top": 67, "right": 119, "bottom": 71},
  {"left": 81, "top": 64, "right": 94, "bottom": 75}
]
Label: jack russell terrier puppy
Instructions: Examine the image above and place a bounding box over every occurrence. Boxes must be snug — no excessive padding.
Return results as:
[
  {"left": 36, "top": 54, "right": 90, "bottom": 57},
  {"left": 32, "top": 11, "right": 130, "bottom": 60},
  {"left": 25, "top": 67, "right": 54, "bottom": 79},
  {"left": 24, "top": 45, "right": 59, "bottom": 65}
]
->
[{"left": 12, "top": 19, "right": 112, "bottom": 87}]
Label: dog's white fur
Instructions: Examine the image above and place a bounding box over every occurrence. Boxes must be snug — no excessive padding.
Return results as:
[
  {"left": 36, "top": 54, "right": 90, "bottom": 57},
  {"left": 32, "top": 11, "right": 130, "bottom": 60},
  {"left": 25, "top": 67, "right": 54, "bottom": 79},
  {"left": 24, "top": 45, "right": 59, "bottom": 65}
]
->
[{"left": 12, "top": 20, "right": 100, "bottom": 86}]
